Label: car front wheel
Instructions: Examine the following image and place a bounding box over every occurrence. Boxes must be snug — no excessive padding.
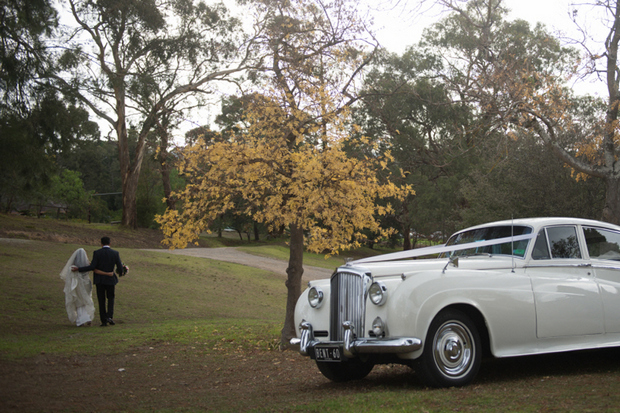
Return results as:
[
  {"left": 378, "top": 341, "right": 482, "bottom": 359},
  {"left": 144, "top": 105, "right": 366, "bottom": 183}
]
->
[{"left": 417, "top": 309, "right": 481, "bottom": 387}]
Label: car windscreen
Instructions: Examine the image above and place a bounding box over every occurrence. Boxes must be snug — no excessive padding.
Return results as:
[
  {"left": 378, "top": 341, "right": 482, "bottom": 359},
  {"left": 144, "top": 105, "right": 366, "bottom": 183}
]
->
[{"left": 444, "top": 225, "right": 532, "bottom": 258}]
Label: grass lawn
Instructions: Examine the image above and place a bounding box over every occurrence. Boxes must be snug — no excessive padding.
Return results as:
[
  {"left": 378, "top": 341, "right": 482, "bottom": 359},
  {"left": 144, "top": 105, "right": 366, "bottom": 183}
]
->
[
  {"left": 2, "top": 217, "right": 620, "bottom": 412},
  {"left": 0, "top": 238, "right": 284, "bottom": 356}
]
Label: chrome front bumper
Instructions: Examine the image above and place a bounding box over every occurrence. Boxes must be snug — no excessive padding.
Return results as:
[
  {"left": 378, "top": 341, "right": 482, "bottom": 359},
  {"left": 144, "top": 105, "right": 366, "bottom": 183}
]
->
[{"left": 290, "top": 321, "right": 422, "bottom": 359}]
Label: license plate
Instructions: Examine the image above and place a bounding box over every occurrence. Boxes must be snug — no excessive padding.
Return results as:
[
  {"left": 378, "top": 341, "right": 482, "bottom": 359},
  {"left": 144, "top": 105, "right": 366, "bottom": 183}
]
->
[{"left": 315, "top": 346, "right": 342, "bottom": 362}]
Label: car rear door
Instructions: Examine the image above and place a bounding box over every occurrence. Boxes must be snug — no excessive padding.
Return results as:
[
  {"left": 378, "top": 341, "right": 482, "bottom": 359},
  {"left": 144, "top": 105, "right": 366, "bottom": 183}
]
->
[
  {"left": 583, "top": 226, "right": 620, "bottom": 333},
  {"left": 527, "top": 225, "right": 605, "bottom": 338}
]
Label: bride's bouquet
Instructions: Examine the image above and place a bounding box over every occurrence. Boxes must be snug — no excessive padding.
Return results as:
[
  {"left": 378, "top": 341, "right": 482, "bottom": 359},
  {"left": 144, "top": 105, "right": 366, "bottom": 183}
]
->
[{"left": 118, "top": 263, "right": 129, "bottom": 277}]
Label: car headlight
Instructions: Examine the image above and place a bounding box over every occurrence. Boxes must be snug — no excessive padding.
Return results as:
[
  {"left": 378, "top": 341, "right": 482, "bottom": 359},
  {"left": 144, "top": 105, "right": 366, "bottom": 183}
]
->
[
  {"left": 369, "top": 281, "right": 387, "bottom": 306},
  {"left": 308, "top": 286, "right": 324, "bottom": 308}
]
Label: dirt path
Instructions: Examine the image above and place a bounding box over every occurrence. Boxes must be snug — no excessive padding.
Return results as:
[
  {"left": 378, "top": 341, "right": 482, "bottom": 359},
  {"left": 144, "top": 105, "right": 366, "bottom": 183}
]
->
[{"left": 143, "top": 247, "right": 333, "bottom": 281}]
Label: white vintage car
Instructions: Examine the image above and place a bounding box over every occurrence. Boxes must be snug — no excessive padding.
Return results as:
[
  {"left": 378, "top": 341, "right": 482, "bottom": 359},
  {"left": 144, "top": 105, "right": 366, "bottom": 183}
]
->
[{"left": 291, "top": 217, "right": 620, "bottom": 387}]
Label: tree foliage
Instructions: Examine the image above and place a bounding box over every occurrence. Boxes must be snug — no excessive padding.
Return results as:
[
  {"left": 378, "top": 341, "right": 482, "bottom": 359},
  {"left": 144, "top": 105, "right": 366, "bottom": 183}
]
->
[
  {"left": 0, "top": 90, "right": 99, "bottom": 213},
  {"left": 48, "top": 170, "right": 90, "bottom": 217},
  {"left": 461, "top": 131, "right": 606, "bottom": 225},
  {"left": 423, "top": 0, "right": 619, "bottom": 223},
  {"left": 357, "top": 47, "right": 475, "bottom": 243},
  {"left": 0, "top": 0, "right": 101, "bottom": 212},
  {"left": 0, "top": 0, "right": 57, "bottom": 113},
  {"left": 157, "top": 0, "right": 411, "bottom": 345},
  {"left": 57, "top": 0, "right": 252, "bottom": 228},
  {"left": 158, "top": 96, "right": 407, "bottom": 253}
]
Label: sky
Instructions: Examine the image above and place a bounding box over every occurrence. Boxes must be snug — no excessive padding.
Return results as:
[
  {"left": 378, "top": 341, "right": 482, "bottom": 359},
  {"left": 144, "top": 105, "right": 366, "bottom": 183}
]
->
[
  {"left": 165, "top": 0, "right": 608, "bottom": 142},
  {"left": 75, "top": 0, "right": 609, "bottom": 140},
  {"left": 369, "top": 0, "right": 608, "bottom": 97},
  {"left": 372, "top": 0, "right": 592, "bottom": 53}
]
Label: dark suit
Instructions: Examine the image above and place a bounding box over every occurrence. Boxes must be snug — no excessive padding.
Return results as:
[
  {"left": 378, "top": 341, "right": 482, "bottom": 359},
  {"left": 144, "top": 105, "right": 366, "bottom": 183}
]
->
[{"left": 79, "top": 246, "right": 123, "bottom": 325}]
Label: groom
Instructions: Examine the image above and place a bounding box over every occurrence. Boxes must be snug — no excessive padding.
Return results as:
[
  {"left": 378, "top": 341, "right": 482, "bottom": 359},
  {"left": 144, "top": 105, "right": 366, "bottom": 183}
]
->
[{"left": 72, "top": 236, "right": 124, "bottom": 327}]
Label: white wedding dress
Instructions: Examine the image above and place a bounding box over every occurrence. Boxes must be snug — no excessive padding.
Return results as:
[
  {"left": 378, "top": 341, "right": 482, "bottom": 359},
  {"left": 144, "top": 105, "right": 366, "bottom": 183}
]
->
[{"left": 60, "top": 248, "right": 95, "bottom": 326}]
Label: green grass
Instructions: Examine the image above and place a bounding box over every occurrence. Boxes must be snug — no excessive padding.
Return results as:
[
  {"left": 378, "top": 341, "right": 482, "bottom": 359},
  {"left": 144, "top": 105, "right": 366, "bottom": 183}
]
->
[
  {"left": 236, "top": 244, "right": 399, "bottom": 270},
  {"left": 4, "top": 225, "right": 620, "bottom": 412},
  {"left": 236, "top": 244, "right": 343, "bottom": 269},
  {"left": 0, "top": 240, "right": 285, "bottom": 359},
  {"left": 0, "top": 220, "right": 394, "bottom": 362}
]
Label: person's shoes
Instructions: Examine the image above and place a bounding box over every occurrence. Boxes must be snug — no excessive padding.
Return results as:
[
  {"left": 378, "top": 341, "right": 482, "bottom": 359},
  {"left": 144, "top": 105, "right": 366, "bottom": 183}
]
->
[
  {"left": 100, "top": 322, "right": 108, "bottom": 327},
  {"left": 107, "top": 318, "right": 115, "bottom": 326}
]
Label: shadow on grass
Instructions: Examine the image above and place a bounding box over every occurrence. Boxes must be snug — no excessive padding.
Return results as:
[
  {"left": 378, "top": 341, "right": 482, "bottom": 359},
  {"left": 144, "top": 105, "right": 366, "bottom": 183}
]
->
[{"left": 297, "top": 346, "right": 620, "bottom": 395}]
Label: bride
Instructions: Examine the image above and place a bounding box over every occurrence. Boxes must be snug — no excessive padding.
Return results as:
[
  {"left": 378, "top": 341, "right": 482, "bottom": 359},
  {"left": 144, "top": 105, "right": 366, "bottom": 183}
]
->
[{"left": 60, "top": 248, "right": 112, "bottom": 327}]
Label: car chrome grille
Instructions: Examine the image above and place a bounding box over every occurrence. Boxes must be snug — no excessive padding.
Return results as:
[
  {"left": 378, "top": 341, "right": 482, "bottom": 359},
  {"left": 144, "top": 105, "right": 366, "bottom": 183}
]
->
[{"left": 330, "top": 271, "right": 367, "bottom": 341}]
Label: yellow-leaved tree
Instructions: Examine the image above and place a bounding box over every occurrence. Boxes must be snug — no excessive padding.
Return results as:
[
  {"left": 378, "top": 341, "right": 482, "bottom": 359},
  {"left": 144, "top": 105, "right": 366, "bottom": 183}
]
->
[{"left": 156, "top": 0, "right": 412, "bottom": 346}]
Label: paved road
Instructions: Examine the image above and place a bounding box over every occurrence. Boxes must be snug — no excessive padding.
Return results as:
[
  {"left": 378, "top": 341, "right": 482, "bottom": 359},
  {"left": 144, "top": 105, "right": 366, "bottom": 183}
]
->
[{"left": 143, "top": 247, "right": 333, "bottom": 282}]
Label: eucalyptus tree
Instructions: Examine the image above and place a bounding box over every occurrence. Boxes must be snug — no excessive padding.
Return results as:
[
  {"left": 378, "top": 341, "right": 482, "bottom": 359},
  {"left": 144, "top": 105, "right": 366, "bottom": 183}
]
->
[
  {"left": 0, "top": 0, "right": 56, "bottom": 112},
  {"left": 423, "top": 0, "right": 618, "bottom": 222},
  {"left": 1, "top": 0, "right": 57, "bottom": 210},
  {"left": 0, "top": 0, "right": 99, "bottom": 212},
  {"left": 460, "top": 123, "right": 607, "bottom": 226},
  {"left": 357, "top": 48, "right": 475, "bottom": 245},
  {"left": 566, "top": 0, "right": 620, "bottom": 224},
  {"left": 57, "top": 0, "right": 257, "bottom": 228}
]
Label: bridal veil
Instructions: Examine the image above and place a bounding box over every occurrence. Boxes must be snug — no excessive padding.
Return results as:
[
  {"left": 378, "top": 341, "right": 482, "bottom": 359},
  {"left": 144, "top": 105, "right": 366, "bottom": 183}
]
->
[{"left": 60, "top": 248, "right": 95, "bottom": 326}]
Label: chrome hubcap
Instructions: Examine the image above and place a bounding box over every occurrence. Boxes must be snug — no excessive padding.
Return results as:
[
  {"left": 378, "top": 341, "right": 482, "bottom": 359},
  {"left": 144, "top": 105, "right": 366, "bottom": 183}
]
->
[{"left": 433, "top": 321, "right": 474, "bottom": 378}]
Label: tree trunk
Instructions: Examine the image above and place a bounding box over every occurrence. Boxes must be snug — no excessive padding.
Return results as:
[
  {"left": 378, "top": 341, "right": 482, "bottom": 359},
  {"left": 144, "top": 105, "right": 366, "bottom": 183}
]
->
[
  {"left": 403, "top": 224, "right": 412, "bottom": 250},
  {"left": 157, "top": 118, "right": 176, "bottom": 211},
  {"left": 601, "top": 1, "right": 620, "bottom": 226},
  {"left": 120, "top": 129, "right": 147, "bottom": 229},
  {"left": 281, "top": 223, "right": 304, "bottom": 348},
  {"left": 161, "top": 164, "right": 174, "bottom": 210},
  {"left": 118, "top": 121, "right": 148, "bottom": 229},
  {"left": 602, "top": 176, "right": 620, "bottom": 225},
  {"left": 159, "top": 142, "right": 175, "bottom": 211},
  {"left": 121, "top": 170, "right": 140, "bottom": 229}
]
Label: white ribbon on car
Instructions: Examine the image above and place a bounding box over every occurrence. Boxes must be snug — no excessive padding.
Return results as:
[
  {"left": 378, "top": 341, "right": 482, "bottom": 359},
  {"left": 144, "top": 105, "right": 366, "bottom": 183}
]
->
[{"left": 352, "top": 234, "right": 535, "bottom": 264}]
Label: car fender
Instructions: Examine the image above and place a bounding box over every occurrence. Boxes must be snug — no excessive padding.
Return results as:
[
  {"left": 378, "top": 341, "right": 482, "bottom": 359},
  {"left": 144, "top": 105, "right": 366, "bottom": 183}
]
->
[
  {"left": 385, "top": 267, "right": 537, "bottom": 358},
  {"left": 294, "top": 279, "right": 331, "bottom": 336}
]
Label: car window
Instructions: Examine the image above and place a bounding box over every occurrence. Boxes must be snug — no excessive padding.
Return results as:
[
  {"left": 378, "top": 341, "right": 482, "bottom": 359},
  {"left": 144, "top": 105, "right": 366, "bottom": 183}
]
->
[
  {"left": 533, "top": 226, "right": 581, "bottom": 260},
  {"left": 444, "top": 225, "right": 532, "bottom": 257},
  {"left": 532, "top": 231, "right": 550, "bottom": 260},
  {"left": 584, "top": 227, "right": 620, "bottom": 261}
]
